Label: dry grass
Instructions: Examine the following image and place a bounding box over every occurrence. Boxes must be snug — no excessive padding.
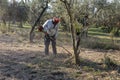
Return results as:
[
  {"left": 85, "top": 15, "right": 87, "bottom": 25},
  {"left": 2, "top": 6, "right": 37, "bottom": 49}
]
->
[{"left": 0, "top": 26, "right": 120, "bottom": 80}]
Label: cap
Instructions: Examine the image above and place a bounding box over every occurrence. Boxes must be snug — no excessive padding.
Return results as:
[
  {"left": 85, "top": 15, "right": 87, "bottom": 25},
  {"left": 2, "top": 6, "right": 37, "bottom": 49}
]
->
[{"left": 53, "top": 17, "right": 60, "bottom": 23}]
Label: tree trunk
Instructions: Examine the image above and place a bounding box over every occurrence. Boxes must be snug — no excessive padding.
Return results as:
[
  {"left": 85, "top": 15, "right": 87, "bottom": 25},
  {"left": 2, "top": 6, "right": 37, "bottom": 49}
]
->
[
  {"left": 61, "top": 0, "right": 80, "bottom": 64},
  {"left": 115, "top": 28, "right": 120, "bottom": 36},
  {"left": 8, "top": 21, "right": 11, "bottom": 32},
  {"left": 2, "top": 19, "right": 6, "bottom": 26},
  {"left": 29, "top": 4, "right": 48, "bottom": 42},
  {"left": 19, "top": 21, "right": 23, "bottom": 28},
  {"left": 74, "top": 52, "right": 80, "bottom": 64}
]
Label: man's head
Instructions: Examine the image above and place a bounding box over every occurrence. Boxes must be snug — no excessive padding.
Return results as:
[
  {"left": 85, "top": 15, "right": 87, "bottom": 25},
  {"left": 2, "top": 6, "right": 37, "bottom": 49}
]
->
[{"left": 52, "top": 17, "right": 60, "bottom": 24}]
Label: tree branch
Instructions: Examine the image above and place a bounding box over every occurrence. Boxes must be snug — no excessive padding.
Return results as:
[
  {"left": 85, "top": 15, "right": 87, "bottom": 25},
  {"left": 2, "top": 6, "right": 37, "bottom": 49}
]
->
[{"left": 29, "top": 1, "right": 48, "bottom": 42}]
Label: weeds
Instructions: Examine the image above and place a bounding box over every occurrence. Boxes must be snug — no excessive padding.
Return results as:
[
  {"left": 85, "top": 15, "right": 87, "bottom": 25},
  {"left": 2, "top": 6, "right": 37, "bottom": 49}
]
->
[
  {"left": 102, "top": 55, "right": 118, "bottom": 70},
  {"left": 80, "top": 37, "right": 120, "bottom": 50}
]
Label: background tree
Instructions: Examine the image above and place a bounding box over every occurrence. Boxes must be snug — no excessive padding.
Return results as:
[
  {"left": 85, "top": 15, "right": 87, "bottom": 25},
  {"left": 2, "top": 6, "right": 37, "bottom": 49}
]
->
[
  {"left": 16, "top": 0, "right": 29, "bottom": 27},
  {"left": 0, "top": 0, "right": 9, "bottom": 25},
  {"left": 29, "top": 0, "right": 50, "bottom": 42},
  {"left": 50, "top": 0, "right": 70, "bottom": 31},
  {"left": 92, "top": 0, "right": 120, "bottom": 36}
]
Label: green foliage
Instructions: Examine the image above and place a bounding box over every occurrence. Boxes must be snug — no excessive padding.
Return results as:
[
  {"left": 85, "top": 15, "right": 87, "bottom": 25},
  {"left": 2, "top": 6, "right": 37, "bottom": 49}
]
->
[
  {"left": 100, "top": 26, "right": 112, "bottom": 33},
  {"left": 110, "top": 27, "right": 120, "bottom": 37},
  {"left": 74, "top": 20, "right": 82, "bottom": 29},
  {"left": 100, "top": 26, "right": 120, "bottom": 37},
  {"left": 60, "top": 25, "right": 67, "bottom": 31},
  {"left": 0, "top": 0, "right": 8, "bottom": 14},
  {"left": 80, "top": 37, "right": 120, "bottom": 50},
  {"left": 16, "top": 6, "right": 29, "bottom": 22},
  {"left": 0, "top": 24, "right": 7, "bottom": 33},
  {"left": 74, "top": 20, "right": 83, "bottom": 34},
  {"left": 0, "top": 23, "right": 14, "bottom": 33}
]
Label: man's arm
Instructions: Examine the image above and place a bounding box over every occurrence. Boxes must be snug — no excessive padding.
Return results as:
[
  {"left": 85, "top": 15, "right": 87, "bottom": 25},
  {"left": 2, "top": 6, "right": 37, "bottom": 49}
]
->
[{"left": 43, "top": 20, "right": 49, "bottom": 31}]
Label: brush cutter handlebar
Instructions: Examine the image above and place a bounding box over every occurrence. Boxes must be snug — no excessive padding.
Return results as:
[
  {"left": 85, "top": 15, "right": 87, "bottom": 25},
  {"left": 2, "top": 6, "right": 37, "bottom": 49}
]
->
[{"left": 38, "top": 26, "right": 55, "bottom": 40}]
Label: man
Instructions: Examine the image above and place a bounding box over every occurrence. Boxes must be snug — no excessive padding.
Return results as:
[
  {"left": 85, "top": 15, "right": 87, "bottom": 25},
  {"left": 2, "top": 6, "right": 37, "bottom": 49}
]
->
[{"left": 41, "top": 17, "right": 60, "bottom": 55}]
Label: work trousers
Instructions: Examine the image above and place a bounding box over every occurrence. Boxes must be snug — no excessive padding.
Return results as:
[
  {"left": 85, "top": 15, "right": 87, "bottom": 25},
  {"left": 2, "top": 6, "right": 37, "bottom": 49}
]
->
[{"left": 44, "top": 35, "right": 57, "bottom": 55}]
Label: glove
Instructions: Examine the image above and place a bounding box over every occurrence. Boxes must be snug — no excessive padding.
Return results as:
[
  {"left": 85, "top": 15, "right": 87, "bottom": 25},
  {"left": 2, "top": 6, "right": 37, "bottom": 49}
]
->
[{"left": 38, "top": 26, "right": 43, "bottom": 32}]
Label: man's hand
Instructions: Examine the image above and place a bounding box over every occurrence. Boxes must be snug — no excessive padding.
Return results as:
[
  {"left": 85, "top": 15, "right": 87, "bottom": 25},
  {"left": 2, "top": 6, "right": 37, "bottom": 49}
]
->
[
  {"left": 42, "top": 31, "right": 48, "bottom": 35},
  {"left": 38, "top": 26, "right": 43, "bottom": 32}
]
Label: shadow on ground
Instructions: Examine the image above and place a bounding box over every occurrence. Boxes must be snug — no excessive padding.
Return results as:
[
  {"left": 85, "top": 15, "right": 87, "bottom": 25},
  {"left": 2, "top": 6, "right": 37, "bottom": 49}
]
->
[{"left": 0, "top": 48, "right": 75, "bottom": 80}]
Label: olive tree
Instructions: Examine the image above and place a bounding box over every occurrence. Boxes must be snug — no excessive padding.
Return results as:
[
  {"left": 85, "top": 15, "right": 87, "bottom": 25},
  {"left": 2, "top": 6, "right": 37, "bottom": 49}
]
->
[{"left": 60, "top": 0, "right": 90, "bottom": 64}]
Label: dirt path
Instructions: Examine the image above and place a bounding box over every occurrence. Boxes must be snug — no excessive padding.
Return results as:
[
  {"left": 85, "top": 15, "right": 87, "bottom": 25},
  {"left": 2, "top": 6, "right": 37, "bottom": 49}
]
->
[{"left": 0, "top": 33, "right": 120, "bottom": 80}]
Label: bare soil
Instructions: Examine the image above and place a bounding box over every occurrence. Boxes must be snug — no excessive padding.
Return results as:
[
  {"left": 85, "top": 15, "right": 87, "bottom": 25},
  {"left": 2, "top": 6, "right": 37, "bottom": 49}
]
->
[{"left": 0, "top": 33, "right": 120, "bottom": 80}]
